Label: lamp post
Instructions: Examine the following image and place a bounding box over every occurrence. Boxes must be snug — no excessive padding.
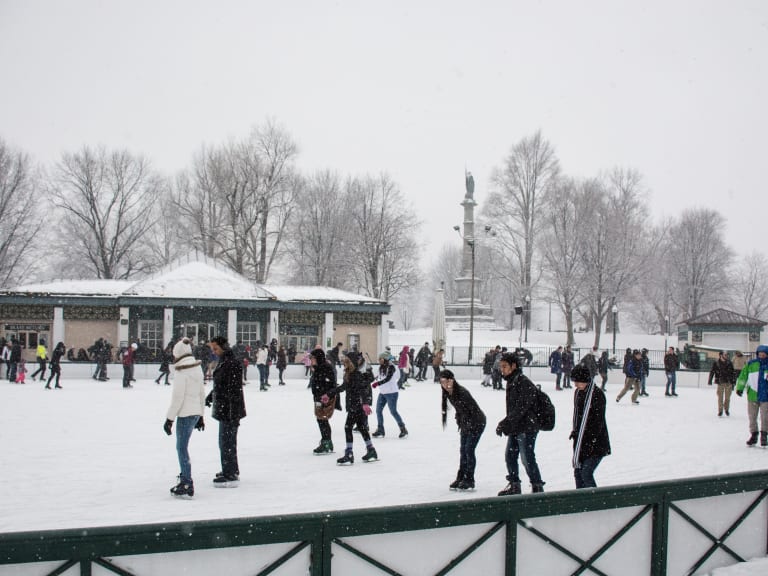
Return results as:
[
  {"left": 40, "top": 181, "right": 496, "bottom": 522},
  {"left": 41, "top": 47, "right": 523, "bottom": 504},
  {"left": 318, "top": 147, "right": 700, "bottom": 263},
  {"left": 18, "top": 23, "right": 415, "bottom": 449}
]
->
[
  {"left": 664, "top": 315, "right": 669, "bottom": 351},
  {"left": 612, "top": 304, "right": 618, "bottom": 355},
  {"left": 524, "top": 295, "right": 530, "bottom": 343},
  {"left": 453, "top": 225, "right": 477, "bottom": 363}
]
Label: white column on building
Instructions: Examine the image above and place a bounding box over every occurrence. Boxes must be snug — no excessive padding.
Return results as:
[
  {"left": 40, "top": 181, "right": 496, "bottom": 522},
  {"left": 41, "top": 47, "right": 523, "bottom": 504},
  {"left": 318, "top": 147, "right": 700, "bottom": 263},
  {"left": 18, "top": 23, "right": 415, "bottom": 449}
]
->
[
  {"left": 227, "top": 309, "right": 237, "bottom": 344},
  {"left": 163, "top": 308, "right": 173, "bottom": 346},
  {"left": 118, "top": 307, "right": 130, "bottom": 347},
  {"left": 267, "top": 310, "right": 279, "bottom": 343},
  {"left": 52, "top": 307, "right": 64, "bottom": 346},
  {"left": 324, "top": 312, "right": 334, "bottom": 350},
  {"left": 379, "top": 313, "right": 389, "bottom": 353}
]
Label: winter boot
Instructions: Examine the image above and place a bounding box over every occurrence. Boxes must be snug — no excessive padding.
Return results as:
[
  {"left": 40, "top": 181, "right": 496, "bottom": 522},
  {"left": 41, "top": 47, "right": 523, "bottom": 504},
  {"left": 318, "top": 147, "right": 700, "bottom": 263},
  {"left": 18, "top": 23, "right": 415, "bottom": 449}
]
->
[
  {"left": 449, "top": 479, "right": 462, "bottom": 490},
  {"left": 170, "top": 478, "right": 194, "bottom": 497},
  {"left": 372, "top": 428, "right": 385, "bottom": 438},
  {"left": 337, "top": 450, "right": 354, "bottom": 465},
  {"left": 498, "top": 482, "right": 521, "bottom": 496},
  {"left": 398, "top": 425, "right": 409, "bottom": 439},
  {"left": 531, "top": 483, "right": 545, "bottom": 493},
  {"left": 362, "top": 447, "right": 378, "bottom": 462},
  {"left": 761, "top": 432, "right": 768, "bottom": 447},
  {"left": 313, "top": 439, "right": 334, "bottom": 455},
  {"left": 747, "top": 432, "right": 759, "bottom": 446}
]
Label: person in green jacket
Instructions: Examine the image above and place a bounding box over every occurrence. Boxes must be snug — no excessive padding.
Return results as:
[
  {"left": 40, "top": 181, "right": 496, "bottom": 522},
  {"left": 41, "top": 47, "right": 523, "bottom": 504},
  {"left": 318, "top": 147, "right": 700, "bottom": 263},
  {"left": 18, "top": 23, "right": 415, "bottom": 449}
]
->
[{"left": 736, "top": 345, "right": 768, "bottom": 447}]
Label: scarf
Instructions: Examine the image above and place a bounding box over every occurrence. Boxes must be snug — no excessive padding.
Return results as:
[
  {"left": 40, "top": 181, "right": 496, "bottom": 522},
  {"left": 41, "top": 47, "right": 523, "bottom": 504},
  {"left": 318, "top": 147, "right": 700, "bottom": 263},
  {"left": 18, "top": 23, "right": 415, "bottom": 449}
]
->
[{"left": 572, "top": 381, "right": 596, "bottom": 469}]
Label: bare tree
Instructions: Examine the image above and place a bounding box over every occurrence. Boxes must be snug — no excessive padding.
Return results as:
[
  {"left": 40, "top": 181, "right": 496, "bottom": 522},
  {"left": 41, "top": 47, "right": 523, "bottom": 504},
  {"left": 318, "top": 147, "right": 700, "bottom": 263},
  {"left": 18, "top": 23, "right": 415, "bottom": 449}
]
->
[
  {"left": 51, "top": 146, "right": 160, "bottom": 279},
  {"left": 579, "top": 168, "right": 657, "bottom": 347},
  {"left": 540, "top": 178, "right": 589, "bottom": 345},
  {"left": 346, "top": 173, "right": 420, "bottom": 300},
  {"left": 734, "top": 252, "right": 768, "bottom": 320},
  {"left": 485, "top": 130, "right": 560, "bottom": 326},
  {"left": 666, "top": 208, "right": 732, "bottom": 319},
  {"left": 286, "top": 170, "right": 348, "bottom": 286},
  {"left": 145, "top": 179, "right": 188, "bottom": 268},
  {"left": 0, "top": 139, "right": 42, "bottom": 287},
  {"left": 174, "top": 120, "right": 299, "bottom": 282}
]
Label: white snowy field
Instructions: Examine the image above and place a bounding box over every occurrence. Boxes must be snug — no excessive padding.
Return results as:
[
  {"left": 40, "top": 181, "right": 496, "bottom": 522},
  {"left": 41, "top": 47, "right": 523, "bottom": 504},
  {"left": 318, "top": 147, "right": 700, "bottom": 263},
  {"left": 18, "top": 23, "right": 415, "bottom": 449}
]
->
[{"left": 1, "top": 364, "right": 767, "bottom": 536}]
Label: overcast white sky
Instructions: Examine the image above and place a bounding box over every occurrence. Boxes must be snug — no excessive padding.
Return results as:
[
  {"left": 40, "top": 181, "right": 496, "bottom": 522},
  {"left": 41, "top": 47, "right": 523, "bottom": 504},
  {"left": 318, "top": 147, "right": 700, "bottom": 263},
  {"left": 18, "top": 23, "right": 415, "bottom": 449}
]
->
[{"left": 1, "top": 0, "right": 766, "bottom": 262}]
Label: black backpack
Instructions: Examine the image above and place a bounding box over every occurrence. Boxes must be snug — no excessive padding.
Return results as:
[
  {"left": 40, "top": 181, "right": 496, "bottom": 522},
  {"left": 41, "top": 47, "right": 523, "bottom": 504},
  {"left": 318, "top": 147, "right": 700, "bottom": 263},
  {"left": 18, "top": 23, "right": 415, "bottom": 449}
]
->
[{"left": 535, "top": 385, "right": 556, "bottom": 431}]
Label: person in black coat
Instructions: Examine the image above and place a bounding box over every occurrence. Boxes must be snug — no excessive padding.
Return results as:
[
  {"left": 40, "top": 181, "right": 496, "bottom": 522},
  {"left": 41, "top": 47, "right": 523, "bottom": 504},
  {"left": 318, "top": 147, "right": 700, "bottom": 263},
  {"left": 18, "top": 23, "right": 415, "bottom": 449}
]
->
[
  {"left": 309, "top": 348, "right": 338, "bottom": 454},
  {"left": 496, "top": 353, "right": 545, "bottom": 495},
  {"left": 440, "top": 369, "right": 486, "bottom": 491},
  {"left": 569, "top": 365, "right": 611, "bottom": 488},
  {"left": 323, "top": 352, "right": 377, "bottom": 464},
  {"left": 155, "top": 342, "right": 172, "bottom": 385},
  {"left": 205, "top": 336, "right": 246, "bottom": 485},
  {"left": 45, "top": 342, "right": 66, "bottom": 389}
]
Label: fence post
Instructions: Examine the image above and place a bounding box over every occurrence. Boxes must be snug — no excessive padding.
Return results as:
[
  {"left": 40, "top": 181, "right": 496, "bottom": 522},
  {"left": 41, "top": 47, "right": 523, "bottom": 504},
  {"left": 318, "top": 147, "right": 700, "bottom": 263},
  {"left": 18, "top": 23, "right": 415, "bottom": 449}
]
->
[{"left": 651, "top": 493, "right": 670, "bottom": 576}]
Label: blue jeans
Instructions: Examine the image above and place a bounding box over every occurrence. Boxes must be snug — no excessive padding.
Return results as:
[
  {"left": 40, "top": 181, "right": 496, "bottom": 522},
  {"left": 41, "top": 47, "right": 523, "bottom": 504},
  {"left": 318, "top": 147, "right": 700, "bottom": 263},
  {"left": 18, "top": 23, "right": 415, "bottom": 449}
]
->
[
  {"left": 459, "top": 426, "right": 485, "bottom": 482},
  {"left": 257, "top": 364, "right": 267, "bottom": 386},
  {"left": 218, "top": 419, "right": 240, "bottom": 477},
  {"left": 640, "top": 373, "right": 647, "bottom": 394},
  {"left": 574, "top": 456, "right": 603, "bottom": 489},
  {"left": 505, "top": 431, "right": 543, "bottom": 485},
  {"left": 175, "top": 415, "right": 199, "bottom": 482},
  {"left": 376, "top": 392, "right": 405, "bottom": 430},
  {"left": 665, "top": 371, "right": 676, "bottom": 394}
]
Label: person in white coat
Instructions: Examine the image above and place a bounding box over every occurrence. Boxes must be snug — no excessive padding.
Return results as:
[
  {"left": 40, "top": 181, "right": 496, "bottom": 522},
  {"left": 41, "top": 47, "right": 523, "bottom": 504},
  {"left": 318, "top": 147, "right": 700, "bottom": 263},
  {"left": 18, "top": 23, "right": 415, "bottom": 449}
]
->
[{"left": 164, "top": 338, "right": 206, "bottom": 497}]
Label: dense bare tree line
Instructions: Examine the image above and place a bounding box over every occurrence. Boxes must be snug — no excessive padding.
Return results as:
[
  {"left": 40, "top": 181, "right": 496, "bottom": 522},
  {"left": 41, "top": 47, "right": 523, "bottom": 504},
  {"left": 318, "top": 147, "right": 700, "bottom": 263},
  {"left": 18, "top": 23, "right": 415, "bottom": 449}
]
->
[
  {"left": 0, "top": 123, "right": 420, "bottom": 301},
  {"left": 427, "top": 131, "right": 767, "bottom": 347}
]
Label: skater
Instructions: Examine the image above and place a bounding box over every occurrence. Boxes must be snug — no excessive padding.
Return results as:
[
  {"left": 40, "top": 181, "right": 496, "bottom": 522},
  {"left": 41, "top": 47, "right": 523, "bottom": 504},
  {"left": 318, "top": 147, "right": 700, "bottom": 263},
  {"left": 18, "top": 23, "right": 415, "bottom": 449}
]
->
[
  {"left": 548, "top": 346, "right": 563, "bottom": 391},
  {"left": 397, "top": 346, "right": 410, "bottom": 389},
  {"left": 597, "top": 350, "right": 610, "bottom": 391},
  {"left": 303, "top": 349, "right": 312, "bottom": 378},
  {"left": 14, "top": 357, "right": 27, "bottom": 384},
  {"left": 639, "top": 349, "right": 650, "bottom": 397},
  {"left": 322, "top": 351, "right": 378, "bottom": 465},
  {"left": 121, "top": 342, "right": 137, "bottom": 388},
  {"left": 309, "top": 348, "right": 338, "bottom": 454},
  {"left": 276, "top": 345, "right": 287, "bottom": 385},
  {"left": 155, "top": 342, "right": 172, "bottom": 385},
  {"left": 496, "top": 352, "right": 546, "bottom": 495},
  {"left": 569, "top": 365, "right": 611, "bottom": 488},
  {"left": 736, "top": 344, "right": 768, "bottom": 447},
  {"left": 164, "top": 338, "right": 206, "bottom": 497},
  {"left": 371, "top": 352, "right": 409, "bottom": 439},
  {"left": 561, "top": 345, "right": 574, "bottom": 390},
  {"left": 206, "top": 336, "right": 246, "bottom": 484},
  {"left": 481, "top": 348, "right": 495, "bottom": 387},
  {"left": 45, "top": 342, "right": 66, "bottom": 389},
  {"left": 8, "top": 338, "right": 21, "bottom": 382},
  {"left": 1, "top": 341, "right": 11, "bottom": 379},
  {"left": 30, "top": 338, "right": 48, "bottom": 381},
  {"left": 432, "top": 348, "right": 445, "bottom": 383},
  {"left": 708, "top": 351, "right": 735, "bottom": 417},
  {"left": 664, "top": 347, "right": 680, "bottom": 396},
  {"left": 256, "top": 344, "right": 269, "bottom": 391},
  {"left": 415, "top": 342, "right": 431, "bottom": 381},
  {"left": 616, "top": 350, "right": 642, "bottom": 404},
  {"left": 440, "top": 369, "right": 486, "bottom": 491}
]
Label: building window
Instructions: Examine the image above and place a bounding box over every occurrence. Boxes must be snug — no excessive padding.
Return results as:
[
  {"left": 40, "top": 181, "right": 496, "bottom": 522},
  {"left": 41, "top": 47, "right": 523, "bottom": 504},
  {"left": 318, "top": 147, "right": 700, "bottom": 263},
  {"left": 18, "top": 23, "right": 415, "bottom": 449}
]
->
[
  {"left": 138, "top": 320, "right": 163, "bottom": 352},
  {"left": 237, "top": 322, "right": 261, "bottom": 348}
]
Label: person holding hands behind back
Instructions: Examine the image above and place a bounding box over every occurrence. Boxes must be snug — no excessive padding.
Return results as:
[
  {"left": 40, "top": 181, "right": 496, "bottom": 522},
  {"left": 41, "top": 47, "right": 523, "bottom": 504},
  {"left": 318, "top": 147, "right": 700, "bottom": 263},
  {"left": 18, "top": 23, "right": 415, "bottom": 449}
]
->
[
  {"left": 440, "top": 369, "right": 486, "bottom": 491},
  {"left": 569, "top": 364, "right": 611, "bottom": 489}
]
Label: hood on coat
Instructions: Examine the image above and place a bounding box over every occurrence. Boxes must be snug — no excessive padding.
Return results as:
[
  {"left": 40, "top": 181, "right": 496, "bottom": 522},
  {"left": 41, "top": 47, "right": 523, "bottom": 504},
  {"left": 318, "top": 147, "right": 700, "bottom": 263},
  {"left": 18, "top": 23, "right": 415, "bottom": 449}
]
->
[{"left": 310, "top": 348, "right": 327, "bottom": 363}]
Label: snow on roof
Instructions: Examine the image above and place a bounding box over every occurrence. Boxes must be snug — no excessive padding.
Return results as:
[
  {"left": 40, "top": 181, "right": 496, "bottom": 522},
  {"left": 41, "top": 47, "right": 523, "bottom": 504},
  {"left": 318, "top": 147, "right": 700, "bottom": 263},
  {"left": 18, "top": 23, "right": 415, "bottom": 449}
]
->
[
  {"left": 9, "top": 279, "right": 137, "bottom": 296},
  {"left": 125, "top": 261, "right": 272, "bottom": 300},
  {"left": 261, "top": 285, "right": 385, "bottom": 304},
  {"left": 683, "top": 308, "right": 766, "bottom": 326}
]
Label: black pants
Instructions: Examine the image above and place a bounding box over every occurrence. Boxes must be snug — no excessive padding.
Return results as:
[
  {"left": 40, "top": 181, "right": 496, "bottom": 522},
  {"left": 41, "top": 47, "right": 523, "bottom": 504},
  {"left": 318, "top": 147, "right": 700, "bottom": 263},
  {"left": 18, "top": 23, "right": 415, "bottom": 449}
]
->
[
  {"left": 344, "top": 409, "right": 371, "bottom": 444},
  {"left": 30, "top": 359, "right": 47, "bottom": 380},
  {"left": 317, "top": 418, "right": 332, "bottom": 441},
  {"left": 46, "top": 365, "right": 61, "bottom": 387},
  {"left": 218, "top": 419, "right": 240, "bottom": 476}
]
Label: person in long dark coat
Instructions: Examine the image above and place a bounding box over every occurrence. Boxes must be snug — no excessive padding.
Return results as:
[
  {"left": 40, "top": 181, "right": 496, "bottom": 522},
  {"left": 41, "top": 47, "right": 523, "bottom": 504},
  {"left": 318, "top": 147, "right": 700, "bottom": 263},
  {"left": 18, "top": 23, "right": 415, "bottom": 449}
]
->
[
  {"left": 569, "top": 365, "right": 611, "bottom": 489},
  {"left": 206, "top": 336, "right": 246, "bottom": 485},
  {"left": 440, "top": 369, "right": 486, "bottom": 491},
  {"left": 309, "top": 348, "right": 338, "bottom": 454},
  {"left": 45, "top": 342, "right": 66, "bottom": 389},
  {"left": 323, "top": 351, "right": 377, "bottom": 464}
]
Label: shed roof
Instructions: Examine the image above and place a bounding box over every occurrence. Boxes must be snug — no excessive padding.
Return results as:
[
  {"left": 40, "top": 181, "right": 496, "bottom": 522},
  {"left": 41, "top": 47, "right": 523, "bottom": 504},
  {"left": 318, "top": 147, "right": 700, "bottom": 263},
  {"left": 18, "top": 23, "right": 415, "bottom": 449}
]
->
[{"left": 683, "top": 308, "right": 766, "bottom": 327}]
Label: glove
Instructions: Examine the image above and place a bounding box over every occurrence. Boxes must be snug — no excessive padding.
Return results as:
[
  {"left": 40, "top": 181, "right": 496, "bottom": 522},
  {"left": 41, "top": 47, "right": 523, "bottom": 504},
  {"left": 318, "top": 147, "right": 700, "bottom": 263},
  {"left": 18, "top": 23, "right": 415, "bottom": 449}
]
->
[
  {"left": 362, "top": 404, "right": 372, "bottom": 416},
  {"left": 320, "top": 394, "right": 330, "bottom": 404},
  {"left": 371, "top": 381, "right": 379, "bottom": 389},
  {"left": 496, "top": 419, "right": 508, "bottom": 437},
  {"left": 163, "top": 419, "right": 173, "bottom": 435},
  {"left": 737, "top": 389, "right": 743, "bottom": 397},
  {"left": 195, "top": 416, "right": 205, "bottom": 431},
  {"left": 205, "top": 393, "right": 213, "bottom": 407}
]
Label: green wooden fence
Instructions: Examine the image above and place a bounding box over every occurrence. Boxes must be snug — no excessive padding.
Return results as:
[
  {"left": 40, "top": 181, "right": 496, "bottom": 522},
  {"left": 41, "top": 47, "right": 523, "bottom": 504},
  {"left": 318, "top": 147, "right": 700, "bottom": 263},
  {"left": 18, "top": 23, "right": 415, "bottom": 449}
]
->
[{"left": 1, "top": 469, "right": 767, "bottom": 575}]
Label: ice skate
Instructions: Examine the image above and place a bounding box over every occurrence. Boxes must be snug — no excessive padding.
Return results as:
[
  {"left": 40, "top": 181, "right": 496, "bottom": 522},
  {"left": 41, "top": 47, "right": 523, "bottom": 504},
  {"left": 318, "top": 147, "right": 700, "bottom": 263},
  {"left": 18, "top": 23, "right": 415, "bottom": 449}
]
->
[
  {"left": 362, "top": 447, "right": 378, "bottom": 462},
  {"left": 170, "top": 479, "right": 194, "bottom": 498},
  {"left": 313, "top": 439, "right": 334, "bottom": 455},
  {"left": 336, "top": 450, "right": 354, "bottom": 465}
]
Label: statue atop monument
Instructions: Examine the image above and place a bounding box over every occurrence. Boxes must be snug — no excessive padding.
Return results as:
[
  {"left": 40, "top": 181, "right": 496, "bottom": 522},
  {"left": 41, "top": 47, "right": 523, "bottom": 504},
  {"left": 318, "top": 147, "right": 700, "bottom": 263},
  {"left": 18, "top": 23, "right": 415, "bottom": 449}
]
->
[{"left": 465, "top": 171, "right": 474, "bottom": 199}]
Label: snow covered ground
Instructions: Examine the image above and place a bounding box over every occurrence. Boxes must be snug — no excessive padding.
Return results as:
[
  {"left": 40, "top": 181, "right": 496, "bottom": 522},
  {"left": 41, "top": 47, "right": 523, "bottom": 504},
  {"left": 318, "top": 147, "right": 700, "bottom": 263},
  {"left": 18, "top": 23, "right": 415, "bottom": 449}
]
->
[{"left": 2, "top": 358, "right": 767, "bottom": 574}]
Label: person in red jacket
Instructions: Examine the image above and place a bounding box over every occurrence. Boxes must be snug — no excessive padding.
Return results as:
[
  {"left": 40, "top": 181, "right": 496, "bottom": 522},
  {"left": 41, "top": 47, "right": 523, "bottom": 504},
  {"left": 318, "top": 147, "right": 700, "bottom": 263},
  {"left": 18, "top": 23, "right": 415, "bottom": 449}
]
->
[{"left": 121, "top": 342, "right": 137, "bottom": 388}]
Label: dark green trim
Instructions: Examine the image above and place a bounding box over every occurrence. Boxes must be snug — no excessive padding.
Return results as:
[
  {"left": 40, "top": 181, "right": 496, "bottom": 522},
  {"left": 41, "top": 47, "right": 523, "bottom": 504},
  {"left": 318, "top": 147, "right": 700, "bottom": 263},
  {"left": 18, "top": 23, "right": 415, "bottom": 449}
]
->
[
  {"left": 332, "top": 539, "right": 402, "bottom": 575},
  {"left": 92, "top": 557, "right": 136, "bottom": 575},
  {"left": 2, "top": 470, "right": 767, "bottom": 575}
]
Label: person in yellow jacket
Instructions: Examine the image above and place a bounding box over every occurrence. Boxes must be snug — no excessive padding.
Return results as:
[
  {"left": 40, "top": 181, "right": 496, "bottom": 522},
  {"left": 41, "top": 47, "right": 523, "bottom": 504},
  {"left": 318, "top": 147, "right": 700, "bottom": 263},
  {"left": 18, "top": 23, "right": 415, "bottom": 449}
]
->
[{"left": 30, "top": 338, "right": 48, "bottom": 381}]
